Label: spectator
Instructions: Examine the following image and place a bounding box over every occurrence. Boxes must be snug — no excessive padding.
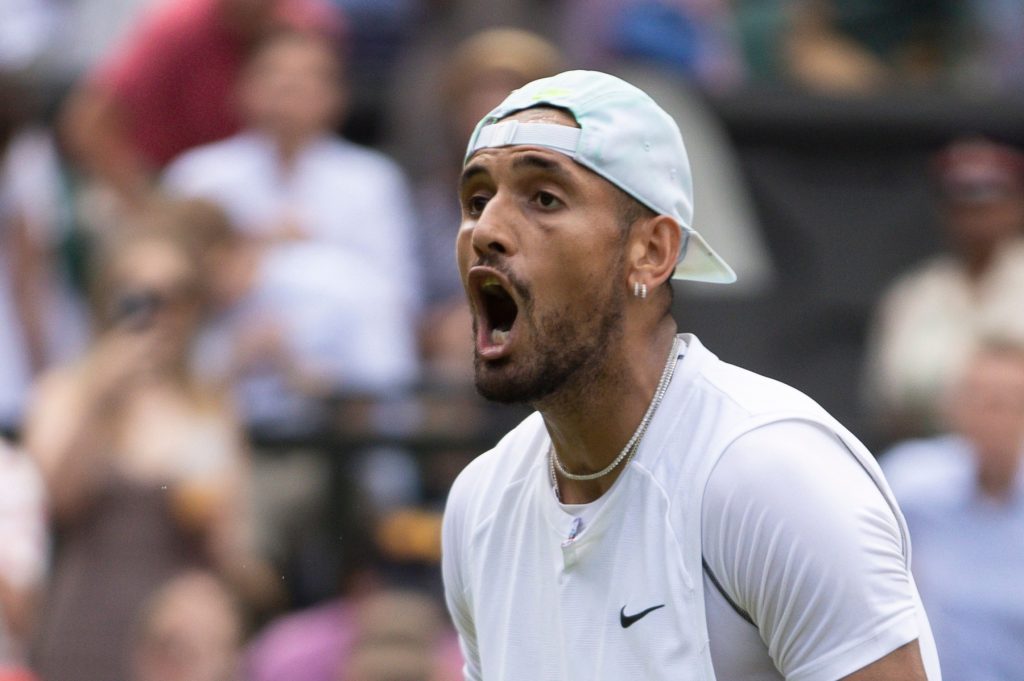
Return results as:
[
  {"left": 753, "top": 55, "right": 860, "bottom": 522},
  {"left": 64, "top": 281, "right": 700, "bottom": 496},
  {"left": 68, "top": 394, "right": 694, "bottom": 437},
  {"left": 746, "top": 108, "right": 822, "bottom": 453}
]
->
[
  {"left": 0, "top": 438, "right": 46, "bottom": 681},
  {"left": 24, "top": 216, "right": 275, "bottom": 681},
  {"left": 863, "top": 137, "right": 1024, "bottom": 441},
  {"left": 0, "top": 72, "right": 87, "bottom": 434},
  {"left": 246, "top": 586, "right": 460, "bottom": 681},
  {"left": 59, "top": 0, "right": 340, "bottom": 207},
  {"left": 558, "top": 0, "right": 744, "bottom": 91},
  {"left": 129, "top": 571, "right": 244, "bottom": 681},
  {"left": 164, "top": 30, "right": 419, "bottom": 429},
  {"left": 881, "top": 339, "right": 1024, "bottom": 679},
  {"left": 956, "top": 0, "right": 1024, "bottom": 94},
  {"left": 736, "top": 0, "right": 962, "bottom": 93}
]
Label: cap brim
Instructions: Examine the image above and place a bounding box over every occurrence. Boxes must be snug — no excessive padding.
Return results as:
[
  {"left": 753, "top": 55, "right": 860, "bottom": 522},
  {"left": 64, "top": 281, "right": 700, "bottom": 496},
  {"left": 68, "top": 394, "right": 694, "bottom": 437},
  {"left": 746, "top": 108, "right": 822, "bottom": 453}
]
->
[{"left": 672, "top": 229, "right": 737, "bottom": 284}]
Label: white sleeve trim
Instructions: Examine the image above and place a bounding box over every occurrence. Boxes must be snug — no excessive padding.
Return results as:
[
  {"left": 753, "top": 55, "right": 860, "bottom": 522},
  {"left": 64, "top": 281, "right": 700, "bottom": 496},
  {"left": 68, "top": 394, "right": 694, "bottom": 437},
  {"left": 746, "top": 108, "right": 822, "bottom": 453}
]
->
[{"left": 787, "top": 610, "right": 919, "bottom": 681}]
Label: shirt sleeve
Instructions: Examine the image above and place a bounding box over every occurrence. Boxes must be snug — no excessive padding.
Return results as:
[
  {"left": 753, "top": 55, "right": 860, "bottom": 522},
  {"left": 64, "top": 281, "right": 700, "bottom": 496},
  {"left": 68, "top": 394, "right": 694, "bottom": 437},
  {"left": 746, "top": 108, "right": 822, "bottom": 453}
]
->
[
  {"left": 441, "top": 472, "right": 483, "bottom": 681},
  {"left": 701, "top": 420, "right": 920, "bottom": 681}
]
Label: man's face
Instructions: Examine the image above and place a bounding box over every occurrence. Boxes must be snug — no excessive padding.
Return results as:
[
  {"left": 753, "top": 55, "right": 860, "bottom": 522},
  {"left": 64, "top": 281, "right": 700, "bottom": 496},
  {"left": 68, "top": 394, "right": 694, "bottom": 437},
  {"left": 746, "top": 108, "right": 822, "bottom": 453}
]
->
[
  {"left": 952, "top": 349, "right": 1024, "bottom": 463},
  {"left": 944, "top": 189, "right": 1024, "bottom": 256},
  {"left": 456, "top": 108, "right": 629, "bottom": 405},
  {"left": 241, "top": 35, "right": 342, "bottom": 141}
]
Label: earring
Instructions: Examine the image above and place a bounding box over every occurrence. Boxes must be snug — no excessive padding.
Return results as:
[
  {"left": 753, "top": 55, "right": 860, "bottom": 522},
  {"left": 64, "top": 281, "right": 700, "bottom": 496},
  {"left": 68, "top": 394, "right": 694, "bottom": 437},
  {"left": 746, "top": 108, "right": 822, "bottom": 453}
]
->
[{"left": 633, "top": 282, "right": 647, "bottom": 299}]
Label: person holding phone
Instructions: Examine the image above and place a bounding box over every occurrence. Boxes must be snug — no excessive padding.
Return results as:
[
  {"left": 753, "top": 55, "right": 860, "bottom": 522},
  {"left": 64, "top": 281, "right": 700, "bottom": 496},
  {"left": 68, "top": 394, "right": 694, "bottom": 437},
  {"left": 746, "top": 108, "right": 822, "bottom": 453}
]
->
[{"left": 23, "top": 210, "right": 274, "bottom": 681}]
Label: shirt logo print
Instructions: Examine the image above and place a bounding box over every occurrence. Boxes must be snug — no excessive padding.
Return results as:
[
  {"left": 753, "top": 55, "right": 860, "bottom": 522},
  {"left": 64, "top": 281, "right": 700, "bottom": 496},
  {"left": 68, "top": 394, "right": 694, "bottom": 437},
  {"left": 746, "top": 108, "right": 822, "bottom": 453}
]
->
[{"left": 619, "top": 604, "right": 666, "bottom": 628}]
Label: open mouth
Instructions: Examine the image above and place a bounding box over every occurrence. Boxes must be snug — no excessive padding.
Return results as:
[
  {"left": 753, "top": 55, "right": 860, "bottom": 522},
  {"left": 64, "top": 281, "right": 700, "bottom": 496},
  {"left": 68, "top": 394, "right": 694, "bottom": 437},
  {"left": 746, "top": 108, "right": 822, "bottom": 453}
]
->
[{"left": 469, "top": 269, "right": 520, "bottom": 352}]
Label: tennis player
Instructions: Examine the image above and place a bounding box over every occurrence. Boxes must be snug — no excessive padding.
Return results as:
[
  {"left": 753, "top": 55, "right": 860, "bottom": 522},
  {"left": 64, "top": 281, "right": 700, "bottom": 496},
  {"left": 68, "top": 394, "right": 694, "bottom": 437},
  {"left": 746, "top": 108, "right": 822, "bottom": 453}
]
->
[{"left": 442, "top": 70, "right": 941, "bottom": 680}]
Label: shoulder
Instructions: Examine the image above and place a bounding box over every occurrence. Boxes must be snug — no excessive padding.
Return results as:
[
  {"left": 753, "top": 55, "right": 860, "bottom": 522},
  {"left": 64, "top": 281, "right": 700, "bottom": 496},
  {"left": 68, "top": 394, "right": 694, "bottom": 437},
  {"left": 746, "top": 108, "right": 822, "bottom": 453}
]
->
[
  {"left": 703, "top": 420, "right": 884, "bottom": 539},
  {"left": 444, "top": 412, "right": 546, "bottom": 535},
  {"left": 877, "top": 256, "right": 961, "bottom": 308},
  {"left": 702, "top": 421, "right": 921, "bottom": 680},
  {"left": 164, "top": 134, "right": 253, "bottom": 181},
  {"left": 94, "top": 0, "right": 219, "bottom": 81},
  {"left": 245, "top": 599, "right": 353, "bottom": 681},
  {"left": 691, "top": 349, "right": 824, "bottom": 422},
  {"left": 316, "top": 138, "right": 408, "bottom": 183}
]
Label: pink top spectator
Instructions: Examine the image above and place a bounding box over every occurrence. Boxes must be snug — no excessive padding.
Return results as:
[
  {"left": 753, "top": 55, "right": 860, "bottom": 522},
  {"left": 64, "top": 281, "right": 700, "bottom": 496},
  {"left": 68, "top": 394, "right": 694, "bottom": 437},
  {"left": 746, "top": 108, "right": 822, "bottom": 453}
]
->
[
  {"left": 245, "top": 597, "right": 464, "bottom": 681},
  {"left": 93, "top": 0, "right": 341, "bottom": 168}
]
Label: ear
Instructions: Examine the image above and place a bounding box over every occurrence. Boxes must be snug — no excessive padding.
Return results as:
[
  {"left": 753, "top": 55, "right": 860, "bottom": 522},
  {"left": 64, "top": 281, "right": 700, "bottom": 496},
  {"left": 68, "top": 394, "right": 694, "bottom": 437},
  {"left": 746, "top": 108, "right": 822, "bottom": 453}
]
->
[{"left": 626, "top": 215, "right": 681, "bottom": 290}]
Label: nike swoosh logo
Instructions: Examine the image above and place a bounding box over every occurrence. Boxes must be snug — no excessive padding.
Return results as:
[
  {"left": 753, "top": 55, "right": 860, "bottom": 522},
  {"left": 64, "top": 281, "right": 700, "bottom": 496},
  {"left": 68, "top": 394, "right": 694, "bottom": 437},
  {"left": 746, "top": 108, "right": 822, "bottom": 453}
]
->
[{"left": 619, "top": 604, "right": 666, "bottom": 628}]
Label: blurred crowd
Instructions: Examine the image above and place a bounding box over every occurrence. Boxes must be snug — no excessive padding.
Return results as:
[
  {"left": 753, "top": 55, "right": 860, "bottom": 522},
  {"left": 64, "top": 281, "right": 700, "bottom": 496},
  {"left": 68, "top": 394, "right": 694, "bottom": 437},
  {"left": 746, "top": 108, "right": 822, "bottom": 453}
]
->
[{"left": 1, "top": 0, "right": 1023, "bottom": 680}]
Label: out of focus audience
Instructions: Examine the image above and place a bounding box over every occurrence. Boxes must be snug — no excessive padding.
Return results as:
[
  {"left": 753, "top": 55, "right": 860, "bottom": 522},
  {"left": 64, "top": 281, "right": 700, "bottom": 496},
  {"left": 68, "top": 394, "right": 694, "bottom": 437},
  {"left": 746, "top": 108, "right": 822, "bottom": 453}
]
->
[
  {"left": 558, "top": 0, "right": 744, "bottom": 90},
  {"left": 2, "top": 1, "right": 1024, "bottom": 679},
  {"left": 0, "top": 73, "right": 87, "bottom": 434},
  {"left": 164, "top": 29, "right": 419, "bottom": 431},
  {"left": 0, "top": 438, "right": 46, "bottom": 681},
  {"left": 247, "top": 586, "right": 459, "bottom": 681},
  {"left": 882, "top": 339, "right": 1024, "bottom": 679},
  {"left": 129, "top": 571, "right": 244, "bottom": 681},
  {"left": 23, "top": 214, "right": 276, "bottom": 681},
  {"left": 60, "top": 0, "right": 340, "bottom": 207},
  {"left": 864, "top": 137, "right": 1024, "bottom": 441}
]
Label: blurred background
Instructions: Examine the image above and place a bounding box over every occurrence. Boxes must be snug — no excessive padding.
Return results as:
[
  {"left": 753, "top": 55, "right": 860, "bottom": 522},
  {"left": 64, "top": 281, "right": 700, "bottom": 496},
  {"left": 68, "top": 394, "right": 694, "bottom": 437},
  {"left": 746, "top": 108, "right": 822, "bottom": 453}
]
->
[{"left": 1, "top": 1, "right": 1023, "bottom": 679}]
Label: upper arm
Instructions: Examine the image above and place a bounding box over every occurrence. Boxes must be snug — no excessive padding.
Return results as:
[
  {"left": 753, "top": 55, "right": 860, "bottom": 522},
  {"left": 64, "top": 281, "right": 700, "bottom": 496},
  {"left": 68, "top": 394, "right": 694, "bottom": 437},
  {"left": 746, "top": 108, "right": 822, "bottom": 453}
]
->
[
  {"left": 22, "top": 368, "right": 80, "bottom": 479},
  {"left": 841, "top": 640, "right": 927, "bottom": 681},
  {"left": 441, "top": 470, "right": 482, "bottom": 680},
  {"left": 702, "top": 421, "right": 926, "bottom": 681}
]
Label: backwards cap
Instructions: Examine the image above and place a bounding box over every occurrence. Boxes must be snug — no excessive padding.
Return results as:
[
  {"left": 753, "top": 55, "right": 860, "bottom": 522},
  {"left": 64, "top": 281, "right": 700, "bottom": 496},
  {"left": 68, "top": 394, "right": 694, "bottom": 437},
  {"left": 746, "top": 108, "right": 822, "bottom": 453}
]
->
[{"left": 465, "top": 69, "right": 736, "bottom": 284}]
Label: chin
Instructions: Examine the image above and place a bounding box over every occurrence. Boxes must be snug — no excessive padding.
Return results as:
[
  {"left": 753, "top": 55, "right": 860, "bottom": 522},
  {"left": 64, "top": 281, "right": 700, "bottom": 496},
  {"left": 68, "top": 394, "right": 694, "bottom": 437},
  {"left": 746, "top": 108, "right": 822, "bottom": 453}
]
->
[{"left": 473, "top": 355, "right": 563, "bottom": 406}]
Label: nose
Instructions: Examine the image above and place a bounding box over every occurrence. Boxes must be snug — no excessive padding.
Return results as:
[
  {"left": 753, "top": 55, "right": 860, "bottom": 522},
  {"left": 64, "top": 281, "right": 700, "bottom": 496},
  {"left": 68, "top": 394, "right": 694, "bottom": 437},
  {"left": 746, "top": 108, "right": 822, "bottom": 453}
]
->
[{"left": 469, "top": 194, "right": 516, "bottom": 258}]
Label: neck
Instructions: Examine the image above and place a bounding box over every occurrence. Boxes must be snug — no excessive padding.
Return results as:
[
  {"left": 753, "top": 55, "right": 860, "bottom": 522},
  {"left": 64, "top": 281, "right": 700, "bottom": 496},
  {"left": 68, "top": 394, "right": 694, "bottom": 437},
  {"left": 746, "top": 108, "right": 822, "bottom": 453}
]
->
[
  {"left": 976, "top": 455, "right": 1021, "bottom": 503},
  {"left": 542, "top": 319, "right": 679, "bottom": 504},
  {"left": 960, "top": 243, "right": 997, "bottom": 281},
  {"left": 274, "top": 131, "right": 316, "bottom": 168}
]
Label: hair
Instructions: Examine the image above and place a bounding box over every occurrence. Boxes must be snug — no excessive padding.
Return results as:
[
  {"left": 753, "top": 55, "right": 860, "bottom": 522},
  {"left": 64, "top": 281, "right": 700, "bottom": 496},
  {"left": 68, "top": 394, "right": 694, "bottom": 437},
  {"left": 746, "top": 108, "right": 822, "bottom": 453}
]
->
[
  {"left": 614, "top": 190, "right": 656, "bottom": 232},
  {"left": 85, "top": 198, "right": 214, "bottom": 330},
  {"left": 443, "top": 28, "right": 564, "bottom": 107},
  {"left": 611, "top": 190, "right": 675, "bottom": 313}
]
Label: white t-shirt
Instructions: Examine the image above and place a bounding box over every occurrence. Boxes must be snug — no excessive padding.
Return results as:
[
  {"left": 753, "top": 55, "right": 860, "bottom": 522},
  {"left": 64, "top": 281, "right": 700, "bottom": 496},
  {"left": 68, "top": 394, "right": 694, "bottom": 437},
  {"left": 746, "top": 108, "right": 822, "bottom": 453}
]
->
[
  {"left": 442, "top": 336, "right": 940, "bottom": 680},
  {"left": 163, "top": 130, "right": 423, "bottom": 315},
  {"left": 195, "top": 244, "right": 419, "bottom": 428}
]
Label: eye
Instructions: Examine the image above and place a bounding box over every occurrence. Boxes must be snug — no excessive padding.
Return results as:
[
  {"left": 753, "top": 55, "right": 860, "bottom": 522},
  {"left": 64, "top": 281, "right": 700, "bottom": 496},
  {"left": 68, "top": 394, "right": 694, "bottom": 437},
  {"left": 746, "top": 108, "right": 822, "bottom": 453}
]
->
[
  {"left": 534, "top": 191, "right": 562, "bottom": 210},
  {"left": 465, "top": 194, "right": 490, "bottom": 217}
]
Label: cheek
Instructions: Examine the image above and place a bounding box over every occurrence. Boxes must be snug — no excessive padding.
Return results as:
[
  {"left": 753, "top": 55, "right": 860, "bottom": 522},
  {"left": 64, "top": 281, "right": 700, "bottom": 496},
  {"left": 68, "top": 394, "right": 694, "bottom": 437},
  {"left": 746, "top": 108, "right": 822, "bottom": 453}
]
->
[{"left": 455, "top": 227, "right": 474, "bottom": 281}]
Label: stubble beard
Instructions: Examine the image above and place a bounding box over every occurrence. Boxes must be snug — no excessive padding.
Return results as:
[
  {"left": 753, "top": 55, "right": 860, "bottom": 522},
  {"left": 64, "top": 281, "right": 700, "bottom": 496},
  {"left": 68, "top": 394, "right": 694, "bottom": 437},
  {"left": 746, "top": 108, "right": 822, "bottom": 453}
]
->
[{"left": 472, "top": 261, "right": 627, "bottom": 407}]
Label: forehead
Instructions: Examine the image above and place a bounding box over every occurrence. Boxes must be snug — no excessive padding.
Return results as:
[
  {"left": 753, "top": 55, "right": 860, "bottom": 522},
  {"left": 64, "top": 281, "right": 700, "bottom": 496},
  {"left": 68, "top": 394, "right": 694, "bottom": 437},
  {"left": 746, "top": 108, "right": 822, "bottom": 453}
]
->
[
  {"left": 250, "top": 35, "right": 337, "bottom": 74},
  {"left": 114, "top": 240, "right": 193, "bottom": 285},
  {"left": 462, "top": 106, "right": 590, "bottom": 179}
]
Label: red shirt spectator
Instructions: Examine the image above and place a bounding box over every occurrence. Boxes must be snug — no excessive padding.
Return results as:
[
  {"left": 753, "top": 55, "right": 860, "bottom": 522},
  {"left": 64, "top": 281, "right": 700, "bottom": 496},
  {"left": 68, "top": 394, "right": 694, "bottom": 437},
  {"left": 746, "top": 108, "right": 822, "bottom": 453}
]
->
[{"left": 62, "top": 0, "right": 341, "bottom": 203}]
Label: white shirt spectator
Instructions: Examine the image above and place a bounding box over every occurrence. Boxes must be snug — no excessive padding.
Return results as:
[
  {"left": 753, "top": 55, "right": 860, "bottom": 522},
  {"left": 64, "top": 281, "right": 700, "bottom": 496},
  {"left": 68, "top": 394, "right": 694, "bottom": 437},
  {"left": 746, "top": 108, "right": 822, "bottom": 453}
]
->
[
  {"left": 882, "top": 435, "right": 1024, "bottom": 681},
  {"left": 164, "top": 130, "right": 423, "bottom": 315},
  {"left": 196, "top": 243, "right": 419, "bottom": 431}
]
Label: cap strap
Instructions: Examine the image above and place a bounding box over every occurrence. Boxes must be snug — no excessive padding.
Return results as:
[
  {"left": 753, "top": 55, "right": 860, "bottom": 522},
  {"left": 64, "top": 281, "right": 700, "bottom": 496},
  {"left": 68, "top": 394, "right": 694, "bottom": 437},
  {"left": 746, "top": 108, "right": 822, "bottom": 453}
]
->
[{"left": 470, "top": 121, "right": 581, "bottom": 157}]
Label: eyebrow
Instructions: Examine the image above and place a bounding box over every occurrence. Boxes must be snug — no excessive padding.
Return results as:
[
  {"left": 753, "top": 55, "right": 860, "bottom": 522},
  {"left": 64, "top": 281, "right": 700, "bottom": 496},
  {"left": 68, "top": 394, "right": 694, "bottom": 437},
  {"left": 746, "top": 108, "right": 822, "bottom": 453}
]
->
[
  {"left": 460, "top": 163, "right": 488, "bottom": 188},
  {"left": 511, "top": 152, "right": 574, "bottom": 181}
]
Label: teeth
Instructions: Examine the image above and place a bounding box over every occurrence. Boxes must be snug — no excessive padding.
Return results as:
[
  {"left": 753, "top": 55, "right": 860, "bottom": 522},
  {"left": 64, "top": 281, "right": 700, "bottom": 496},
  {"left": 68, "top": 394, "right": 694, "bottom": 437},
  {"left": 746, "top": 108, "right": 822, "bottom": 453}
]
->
[
  {"left": 482, "top": 276, "right": 501, "bottom": 291},
  {"left": 491, "top": 329, "right": 509, "bottom": 345}
]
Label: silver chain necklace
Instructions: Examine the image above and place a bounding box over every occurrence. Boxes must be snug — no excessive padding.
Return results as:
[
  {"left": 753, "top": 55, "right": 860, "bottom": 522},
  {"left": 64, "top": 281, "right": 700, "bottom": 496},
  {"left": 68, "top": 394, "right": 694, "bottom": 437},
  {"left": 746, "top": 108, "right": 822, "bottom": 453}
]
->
[{"left": 549, "top": 336, "right": 681, "bottom": 492}]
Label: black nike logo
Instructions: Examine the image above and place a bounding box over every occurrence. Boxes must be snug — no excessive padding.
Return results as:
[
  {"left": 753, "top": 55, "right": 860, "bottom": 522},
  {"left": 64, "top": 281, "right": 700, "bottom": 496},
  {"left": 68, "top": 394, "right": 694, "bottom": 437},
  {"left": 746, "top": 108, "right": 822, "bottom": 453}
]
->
[{"left": 619, "top": 604, "right": 665, "bottom": 628}]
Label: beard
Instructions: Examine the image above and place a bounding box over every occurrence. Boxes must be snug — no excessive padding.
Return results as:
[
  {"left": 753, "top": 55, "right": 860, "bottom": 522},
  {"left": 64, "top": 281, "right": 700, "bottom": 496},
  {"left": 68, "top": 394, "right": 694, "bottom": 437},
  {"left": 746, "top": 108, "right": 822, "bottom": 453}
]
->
[{"left": 472, "top": 258, "right": 627, "bottom": 406}]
